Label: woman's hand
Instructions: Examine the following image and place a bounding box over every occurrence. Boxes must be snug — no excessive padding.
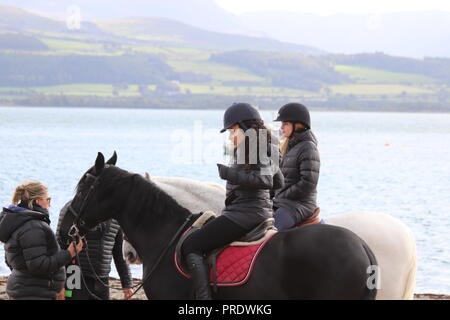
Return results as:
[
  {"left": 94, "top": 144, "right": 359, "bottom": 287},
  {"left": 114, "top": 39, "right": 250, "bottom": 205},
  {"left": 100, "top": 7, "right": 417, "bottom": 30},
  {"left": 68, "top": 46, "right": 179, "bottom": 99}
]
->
[
  {"left": 56, "top": 288, "right": 65, "bottom": 300},
  {"left": 123, "top": 288, "right": 134, "bottom": 300},
  {"left": 68, "top": 239, "right": 84, "bottom": 258},
  {"left": 217, "top": 164, "right": 229, "bottom": 180}
]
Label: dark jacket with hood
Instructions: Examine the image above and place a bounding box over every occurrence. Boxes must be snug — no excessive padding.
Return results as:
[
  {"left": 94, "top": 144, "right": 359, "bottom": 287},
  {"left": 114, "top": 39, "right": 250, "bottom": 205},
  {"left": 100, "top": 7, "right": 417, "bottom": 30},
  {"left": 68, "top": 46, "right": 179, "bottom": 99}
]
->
[
  {"left": 56, "top": 202, "right": 133, "bottom": 289},
  {"left": 218, "top": 143, "right": 285, "bottom": 230},
  {"left": 273, "top": 129, "right": 320, "bottom": 223},
  {"left": 0, "top": 202, "right": 71, "bottom": 300}
]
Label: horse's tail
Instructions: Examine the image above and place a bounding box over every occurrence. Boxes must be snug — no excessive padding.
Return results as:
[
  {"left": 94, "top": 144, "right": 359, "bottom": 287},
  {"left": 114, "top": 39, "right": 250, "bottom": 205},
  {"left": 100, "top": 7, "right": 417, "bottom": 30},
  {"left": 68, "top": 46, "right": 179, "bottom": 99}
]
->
[{"left": 362, "top": 242, "right": 378, "bottom": 300}]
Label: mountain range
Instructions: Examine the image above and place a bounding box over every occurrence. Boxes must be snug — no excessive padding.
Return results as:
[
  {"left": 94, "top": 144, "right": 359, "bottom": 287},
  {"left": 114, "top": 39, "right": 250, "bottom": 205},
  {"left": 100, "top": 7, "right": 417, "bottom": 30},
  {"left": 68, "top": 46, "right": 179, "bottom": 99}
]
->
[
  {"left": 0, "top": 0, "right": 251, "bottom": 35},
  {"left": 0, "top": 2, "right": 449, "bottom": 111},
  {"left": 0, "top": 4, "right": 320, "bottom": 54},
  {"left": 2, "top": 0, "right": 449, "bottom": 58}
]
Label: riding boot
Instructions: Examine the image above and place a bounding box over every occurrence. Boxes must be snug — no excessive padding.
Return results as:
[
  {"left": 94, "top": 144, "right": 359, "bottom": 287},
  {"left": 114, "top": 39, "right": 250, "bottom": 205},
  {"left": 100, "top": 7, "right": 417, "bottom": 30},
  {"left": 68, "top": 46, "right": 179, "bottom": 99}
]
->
[{"left": 185, "top": 253, "right": 212, "bottom": 300}]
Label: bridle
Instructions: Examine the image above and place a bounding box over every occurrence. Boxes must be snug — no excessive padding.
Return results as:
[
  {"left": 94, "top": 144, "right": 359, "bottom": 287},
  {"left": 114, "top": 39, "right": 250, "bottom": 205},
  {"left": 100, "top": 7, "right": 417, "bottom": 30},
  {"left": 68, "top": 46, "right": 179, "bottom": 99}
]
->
[
  {"left": 67, "top": 170, "right": 103, "bottom": 236},
  {"left": 66, "top": 166, "right": 195, "bottom": 300},
  {"left": 66, "top": 169, "right": 111, "bottom": 300}
]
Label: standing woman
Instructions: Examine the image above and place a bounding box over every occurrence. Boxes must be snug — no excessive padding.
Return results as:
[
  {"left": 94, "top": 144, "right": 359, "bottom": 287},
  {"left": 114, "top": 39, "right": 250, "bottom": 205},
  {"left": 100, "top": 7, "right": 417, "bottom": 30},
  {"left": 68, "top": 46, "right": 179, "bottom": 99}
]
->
[
  {"left": 273, "top": 103, "right": 320, "bottom": 230},
  {"left": 0, "top": 181, "right": 83, "bottom": 300}
]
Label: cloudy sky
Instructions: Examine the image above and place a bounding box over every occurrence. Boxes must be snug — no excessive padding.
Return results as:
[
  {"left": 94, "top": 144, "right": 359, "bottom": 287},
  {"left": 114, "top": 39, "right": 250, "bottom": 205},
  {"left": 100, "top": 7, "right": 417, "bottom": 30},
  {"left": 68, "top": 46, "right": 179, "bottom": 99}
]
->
[{"left": 215, "top": 0, "right": 450, "bottom": 15}]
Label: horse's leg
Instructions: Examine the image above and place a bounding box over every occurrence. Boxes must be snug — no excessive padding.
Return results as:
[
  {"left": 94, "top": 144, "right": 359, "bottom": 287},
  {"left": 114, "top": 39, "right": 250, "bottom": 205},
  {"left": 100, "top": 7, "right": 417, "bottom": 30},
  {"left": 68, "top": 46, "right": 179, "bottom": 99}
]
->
[{"left": 141, "top": 252, "right": 194, "bottom": 300}]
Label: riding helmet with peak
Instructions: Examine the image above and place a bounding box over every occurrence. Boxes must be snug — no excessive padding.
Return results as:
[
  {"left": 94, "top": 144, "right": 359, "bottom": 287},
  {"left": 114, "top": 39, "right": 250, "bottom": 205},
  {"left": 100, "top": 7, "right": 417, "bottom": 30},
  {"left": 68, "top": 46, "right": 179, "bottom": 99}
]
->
[
  {"left": 275, "top": 103, "right": 311, "bottom": 129},
  {"left": 220, "top": 103, "right": 262, "bottom": 133}
]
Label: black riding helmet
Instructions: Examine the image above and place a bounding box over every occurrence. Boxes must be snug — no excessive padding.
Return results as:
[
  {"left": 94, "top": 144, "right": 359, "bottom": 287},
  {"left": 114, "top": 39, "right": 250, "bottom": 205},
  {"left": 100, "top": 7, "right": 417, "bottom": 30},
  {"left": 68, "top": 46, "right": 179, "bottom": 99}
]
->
[
  {"left": 274, "top": 103, "right": 311, "bottom": 129},
  {"left": 220, "top": 102, "right": 262, "bottom": 133}
]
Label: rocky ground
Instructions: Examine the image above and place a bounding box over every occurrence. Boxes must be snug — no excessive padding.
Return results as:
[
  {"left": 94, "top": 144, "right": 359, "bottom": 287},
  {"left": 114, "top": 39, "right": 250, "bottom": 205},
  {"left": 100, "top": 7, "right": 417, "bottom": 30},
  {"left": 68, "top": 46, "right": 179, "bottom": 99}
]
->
[
  {"left": 0, "top": 276, "right": 448, "bottom": 300},
  {"left": 0, "top": 276, "right": 147, "bottom": 300}
]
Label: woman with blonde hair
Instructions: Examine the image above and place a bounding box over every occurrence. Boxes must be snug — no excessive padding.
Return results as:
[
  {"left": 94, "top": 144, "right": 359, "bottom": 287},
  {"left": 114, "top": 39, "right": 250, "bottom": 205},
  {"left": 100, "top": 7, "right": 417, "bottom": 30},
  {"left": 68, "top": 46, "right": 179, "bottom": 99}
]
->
[
  {"left": 273, "top": 103, "right": 321, "bottom": 230},
  {"left": 0, "top": 181, "right": 83, "bottom": 300}
]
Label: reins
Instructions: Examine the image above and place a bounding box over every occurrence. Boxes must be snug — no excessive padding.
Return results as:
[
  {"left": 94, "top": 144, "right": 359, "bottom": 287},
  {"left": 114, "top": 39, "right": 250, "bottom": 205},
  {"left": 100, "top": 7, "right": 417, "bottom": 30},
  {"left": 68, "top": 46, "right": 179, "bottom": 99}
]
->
[{"left": 124, "top": 213, "right": 194, "bottom": 300}]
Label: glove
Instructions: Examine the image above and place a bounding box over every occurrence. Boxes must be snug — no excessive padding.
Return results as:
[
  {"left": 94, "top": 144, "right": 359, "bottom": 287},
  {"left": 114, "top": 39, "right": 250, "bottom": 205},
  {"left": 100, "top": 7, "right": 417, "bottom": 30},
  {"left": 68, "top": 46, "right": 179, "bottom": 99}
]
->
[{"left": 217, "top": 163, "right": 229, "bottom": 180}]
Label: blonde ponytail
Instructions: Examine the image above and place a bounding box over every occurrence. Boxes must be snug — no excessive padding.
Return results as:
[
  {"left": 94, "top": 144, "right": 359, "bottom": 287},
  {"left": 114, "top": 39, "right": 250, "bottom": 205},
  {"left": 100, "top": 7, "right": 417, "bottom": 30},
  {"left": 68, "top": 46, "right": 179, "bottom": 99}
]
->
[
  {"left": 12, "top": 181, "right": 48, "bottom": 209},
  {"left": 280, "top": 137, "right": 289, "bottom": 157},
  {"left": 280, "top": 123, "right": 306, "bottom": 157}
]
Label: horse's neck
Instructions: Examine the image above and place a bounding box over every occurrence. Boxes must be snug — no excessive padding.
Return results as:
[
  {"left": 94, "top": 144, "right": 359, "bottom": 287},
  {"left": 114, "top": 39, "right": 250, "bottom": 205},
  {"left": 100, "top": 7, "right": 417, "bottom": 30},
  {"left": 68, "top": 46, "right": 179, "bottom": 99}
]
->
[{"left": 117, "top": 176, "right": 193, "bottom": 262}]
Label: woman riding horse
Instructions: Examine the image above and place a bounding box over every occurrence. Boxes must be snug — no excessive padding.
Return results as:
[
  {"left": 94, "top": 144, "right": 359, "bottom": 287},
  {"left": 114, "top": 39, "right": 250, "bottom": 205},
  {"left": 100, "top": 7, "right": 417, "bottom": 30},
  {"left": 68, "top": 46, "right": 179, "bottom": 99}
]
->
[
  {"left": 273, "top": 103, "right": 321, "bottom": 230},
  {"left": 181, "top": 103, "right": 284, "bottom": 300}
]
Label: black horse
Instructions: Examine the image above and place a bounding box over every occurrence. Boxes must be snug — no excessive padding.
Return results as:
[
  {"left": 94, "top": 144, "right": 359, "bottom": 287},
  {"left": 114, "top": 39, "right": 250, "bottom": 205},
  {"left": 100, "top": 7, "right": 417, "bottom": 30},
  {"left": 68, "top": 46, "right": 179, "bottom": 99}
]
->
[{"left": 60, "top": 152, "right": 378, "bottom": 300}]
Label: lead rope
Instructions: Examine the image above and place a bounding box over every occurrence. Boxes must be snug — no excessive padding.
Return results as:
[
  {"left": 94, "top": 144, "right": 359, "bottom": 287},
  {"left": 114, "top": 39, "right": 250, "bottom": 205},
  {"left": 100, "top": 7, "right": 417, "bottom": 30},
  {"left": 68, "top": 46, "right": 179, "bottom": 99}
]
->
[
  {"left": 83, "top": 238, "right": 134, "bottom": 289},
  {"left": 126, "top": 213, "right": 194, "bottom": 300},
  {"left": 69, "top": 213, "right": 194, "bottom": 300},
  {"left": 69, "top": 223, "right": 118, "bottom": 300},
  {"left": 71, "top": 237, "right": 103, "bottom": 300},
  {"left": 82, "top": 235, "right": 147, "bottom": 291}
]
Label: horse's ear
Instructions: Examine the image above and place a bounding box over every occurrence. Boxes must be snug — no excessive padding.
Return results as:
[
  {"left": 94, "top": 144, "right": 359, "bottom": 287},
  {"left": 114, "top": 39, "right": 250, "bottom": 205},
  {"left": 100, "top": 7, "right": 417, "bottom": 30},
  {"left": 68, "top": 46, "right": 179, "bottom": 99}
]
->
[
  {"left": 95, "top": 152, "right": 105, "bottom": 173},
  {"left": 144, "top": 172, "right": 151, "bottom": 181},
  {"left": 106, "top": 151, "right": 117, "bottom": 166}
]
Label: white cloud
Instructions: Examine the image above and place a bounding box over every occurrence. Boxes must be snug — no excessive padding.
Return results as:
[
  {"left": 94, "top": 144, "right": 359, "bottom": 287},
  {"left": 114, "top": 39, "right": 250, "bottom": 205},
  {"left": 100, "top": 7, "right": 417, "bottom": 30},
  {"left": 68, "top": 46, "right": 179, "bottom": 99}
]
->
[{"left": 215, "top": 0, "right": 450, "bottom": 15}]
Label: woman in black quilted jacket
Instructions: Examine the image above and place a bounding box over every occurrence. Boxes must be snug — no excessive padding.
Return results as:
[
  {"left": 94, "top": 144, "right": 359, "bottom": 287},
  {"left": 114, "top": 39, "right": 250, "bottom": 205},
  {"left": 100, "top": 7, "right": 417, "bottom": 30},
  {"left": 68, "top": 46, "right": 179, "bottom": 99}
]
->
[
  {"left": 181, "top": 103, "right": 284, "bottom": 300},
  {"left": 273, "top": 103, "right": 321, "bottom": 230},
  {"left": 0, "top": 181, "right": 83, "bottom": 300}
]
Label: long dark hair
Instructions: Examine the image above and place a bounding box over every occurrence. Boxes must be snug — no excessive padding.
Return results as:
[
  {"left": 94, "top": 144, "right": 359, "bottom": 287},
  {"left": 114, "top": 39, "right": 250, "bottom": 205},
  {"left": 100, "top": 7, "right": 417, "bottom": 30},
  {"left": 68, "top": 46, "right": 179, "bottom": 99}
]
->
[{"left": 232, "top": 119, "right": 277, "bottom": 169}]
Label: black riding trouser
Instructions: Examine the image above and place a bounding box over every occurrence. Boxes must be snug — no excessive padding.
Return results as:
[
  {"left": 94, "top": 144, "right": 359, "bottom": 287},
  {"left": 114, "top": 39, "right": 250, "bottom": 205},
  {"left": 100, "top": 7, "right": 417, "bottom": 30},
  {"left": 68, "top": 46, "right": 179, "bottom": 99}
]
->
[{"left": 182, "top": 216, "right": 248, "bottom": 256}]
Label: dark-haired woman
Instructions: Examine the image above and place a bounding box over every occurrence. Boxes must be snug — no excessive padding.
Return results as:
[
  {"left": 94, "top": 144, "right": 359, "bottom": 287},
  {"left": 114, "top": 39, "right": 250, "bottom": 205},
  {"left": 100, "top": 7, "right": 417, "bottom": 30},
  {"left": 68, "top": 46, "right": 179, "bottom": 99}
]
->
[
  {"left": 181, "top": 103, "right": 284, "bottom": 300},
  {"left": 273, "top": 103, "right": 320, "bottom": 231}
]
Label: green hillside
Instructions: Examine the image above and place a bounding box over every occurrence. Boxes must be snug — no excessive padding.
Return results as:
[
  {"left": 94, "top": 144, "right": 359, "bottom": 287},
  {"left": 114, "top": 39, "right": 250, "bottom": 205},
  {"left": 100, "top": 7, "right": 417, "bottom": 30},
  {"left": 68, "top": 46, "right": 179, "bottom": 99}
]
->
[
  {"left": 0, "top": 4, "right": 63, "bottom": 32},
  {"left": 96, "top": 17, "right": 322, "bottom": 53},
  {"left": 335, "top": 65, "right": 437, "bottom": 85},
  {"left": 0, "top": 33, "right": 49, "bottom": 50},
  {"left": 0, "top": 4, "right": 449, "bottom": 111}
]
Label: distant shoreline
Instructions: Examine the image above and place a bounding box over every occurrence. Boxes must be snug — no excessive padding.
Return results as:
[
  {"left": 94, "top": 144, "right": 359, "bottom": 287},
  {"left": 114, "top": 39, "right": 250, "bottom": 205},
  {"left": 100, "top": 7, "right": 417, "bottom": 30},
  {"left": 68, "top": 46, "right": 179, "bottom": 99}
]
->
[
  {"left": 1, "top": 104, "right": 450, "bottom": 114},
  {"left": 1, "top": 91, "right": 449, "bottom": 113}
]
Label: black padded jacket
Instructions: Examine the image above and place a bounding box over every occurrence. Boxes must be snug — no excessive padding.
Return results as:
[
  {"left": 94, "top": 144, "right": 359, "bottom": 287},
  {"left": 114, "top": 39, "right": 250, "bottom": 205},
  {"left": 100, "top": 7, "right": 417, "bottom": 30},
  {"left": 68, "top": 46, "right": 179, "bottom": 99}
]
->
[
  {"left": 273, "top": 129, "right": 320, "bottom": 223},
  {"left": 0, "top": 205, "right": 71, "bottom": 300},
  {"left": 219, "top": 161, "right": 284, "bottom": 230}
]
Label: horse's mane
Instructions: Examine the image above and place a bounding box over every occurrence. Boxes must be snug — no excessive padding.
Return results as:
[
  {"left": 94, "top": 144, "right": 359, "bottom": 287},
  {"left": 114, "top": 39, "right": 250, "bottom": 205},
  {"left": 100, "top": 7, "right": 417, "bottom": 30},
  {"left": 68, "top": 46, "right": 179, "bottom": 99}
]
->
[
  {"left": 132, "top": 173, "right": 193, "bottom": 222},
  {"left": 81, "top": 166, "right": 193, "bottom": 225}
]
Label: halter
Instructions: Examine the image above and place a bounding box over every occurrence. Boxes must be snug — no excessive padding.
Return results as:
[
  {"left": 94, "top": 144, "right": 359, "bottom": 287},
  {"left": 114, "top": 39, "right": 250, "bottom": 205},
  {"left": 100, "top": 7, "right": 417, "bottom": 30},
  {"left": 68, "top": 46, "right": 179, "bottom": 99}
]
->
[
  {"left": 68, "top": 171, "right": 102, "bottom": 233},
  {"left": 66, "top": 168, "right": 113, "bottom": 300}
]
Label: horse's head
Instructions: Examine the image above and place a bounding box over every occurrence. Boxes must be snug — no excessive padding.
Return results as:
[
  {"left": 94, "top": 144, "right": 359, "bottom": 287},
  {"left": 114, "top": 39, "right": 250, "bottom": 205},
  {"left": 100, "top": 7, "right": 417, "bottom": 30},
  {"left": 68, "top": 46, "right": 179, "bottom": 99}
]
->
[{"left": 66, "top": 151, "right": 120, "bottom": 238}]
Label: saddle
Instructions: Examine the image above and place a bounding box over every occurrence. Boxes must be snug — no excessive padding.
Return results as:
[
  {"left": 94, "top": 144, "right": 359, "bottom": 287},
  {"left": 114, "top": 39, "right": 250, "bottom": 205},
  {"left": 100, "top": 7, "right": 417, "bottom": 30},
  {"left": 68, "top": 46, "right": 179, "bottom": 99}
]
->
[
  {"left": 174, "top": 212, "right": 277, "bottom": 287},
  {"left": 297, "top": 207, "right": 322, "bottom": 227},
  {"left": 174, "top": 208, "right": 322, "bottom": 289}
]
